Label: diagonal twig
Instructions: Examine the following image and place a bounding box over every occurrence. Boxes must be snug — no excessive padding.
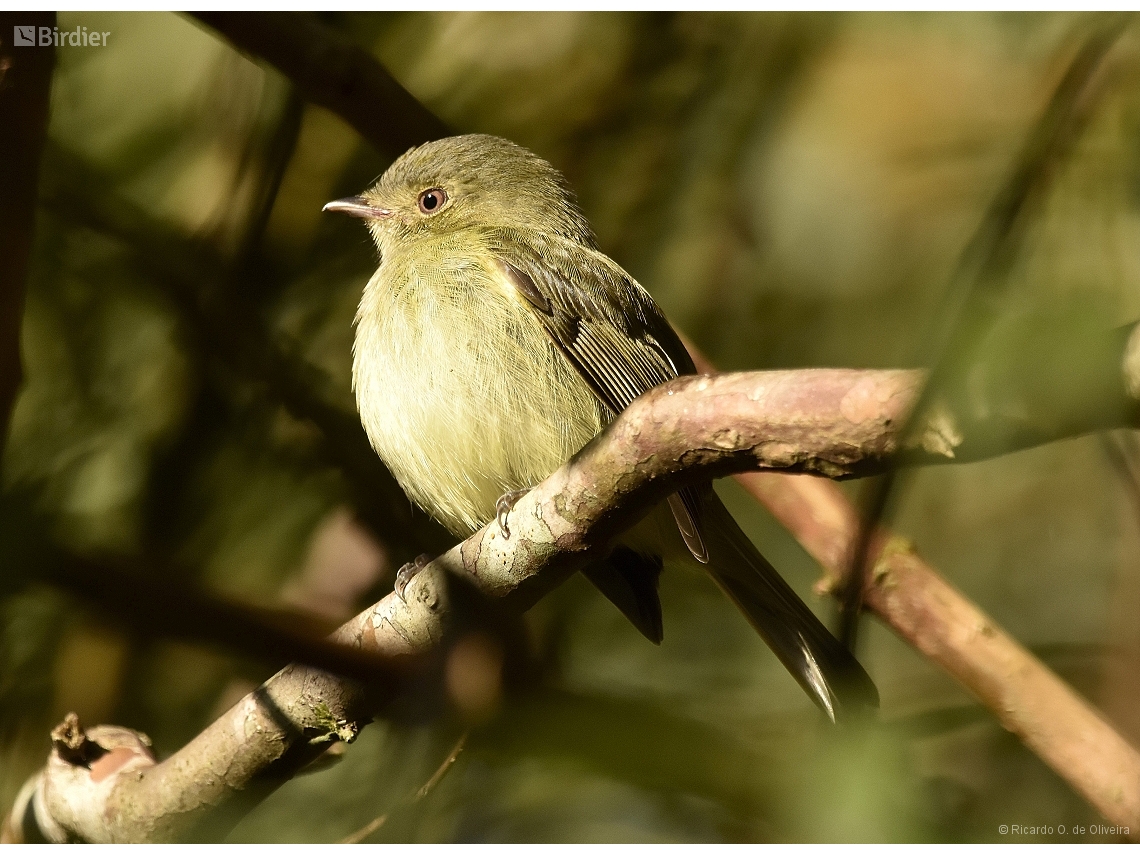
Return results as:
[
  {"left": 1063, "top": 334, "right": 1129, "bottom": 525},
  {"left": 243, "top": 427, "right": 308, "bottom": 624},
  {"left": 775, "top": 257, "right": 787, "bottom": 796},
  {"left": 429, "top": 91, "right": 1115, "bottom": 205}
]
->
[
  {"left": 340, "top": 731, "right": 468, "bottom": 844},
  {"left": 839, "top": 14, "right": 1133, "bottom": 649}
]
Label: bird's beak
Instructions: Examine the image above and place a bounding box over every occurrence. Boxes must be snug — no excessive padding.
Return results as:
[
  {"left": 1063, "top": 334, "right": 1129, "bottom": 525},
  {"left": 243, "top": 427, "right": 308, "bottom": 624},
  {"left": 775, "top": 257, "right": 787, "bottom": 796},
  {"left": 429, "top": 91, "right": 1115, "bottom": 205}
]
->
[{"left": 322, "top": 196, "right": 392, "bottom": 219}]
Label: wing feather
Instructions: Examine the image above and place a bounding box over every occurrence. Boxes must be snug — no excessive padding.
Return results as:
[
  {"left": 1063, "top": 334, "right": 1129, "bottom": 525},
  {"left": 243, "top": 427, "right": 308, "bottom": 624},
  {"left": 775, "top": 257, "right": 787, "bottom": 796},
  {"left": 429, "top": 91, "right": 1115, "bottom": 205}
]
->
[{"left": 492, "top": 235, "right": 709, "bottom": 562}]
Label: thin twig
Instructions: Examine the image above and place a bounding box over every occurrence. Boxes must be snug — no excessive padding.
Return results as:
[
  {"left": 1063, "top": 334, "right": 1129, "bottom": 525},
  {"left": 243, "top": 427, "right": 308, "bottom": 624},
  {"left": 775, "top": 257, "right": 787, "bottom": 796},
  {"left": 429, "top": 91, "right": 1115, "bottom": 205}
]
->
[
  {"left": 340, "top": 731, "right": 468, "bottom": 844},
  {"left": 1097, "top": 432, "right": 1140, "bottom": 749},
  {"left": 417, "top": 731, "right": 468, "bottom": 800},
  {"left": 839, "top": 15, "right": 1133, "bottom": 649},
  {"left": 1102, "top": 433, "right": 1140, "bottom": 524}
]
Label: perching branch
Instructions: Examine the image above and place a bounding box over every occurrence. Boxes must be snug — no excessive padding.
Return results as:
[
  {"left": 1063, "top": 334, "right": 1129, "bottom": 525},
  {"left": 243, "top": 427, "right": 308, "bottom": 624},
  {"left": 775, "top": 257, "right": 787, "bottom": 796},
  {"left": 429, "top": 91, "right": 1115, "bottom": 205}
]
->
[{"left": 6, "top": 325, "right": 1140, "bottom": 841}]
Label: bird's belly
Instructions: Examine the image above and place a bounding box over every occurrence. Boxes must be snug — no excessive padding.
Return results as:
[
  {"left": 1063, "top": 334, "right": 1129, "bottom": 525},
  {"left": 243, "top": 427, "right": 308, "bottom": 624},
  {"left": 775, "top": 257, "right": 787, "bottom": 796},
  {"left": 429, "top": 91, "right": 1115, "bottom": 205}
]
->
[{"left": 353, "top": 272, "right": 604, "bottom": 536}]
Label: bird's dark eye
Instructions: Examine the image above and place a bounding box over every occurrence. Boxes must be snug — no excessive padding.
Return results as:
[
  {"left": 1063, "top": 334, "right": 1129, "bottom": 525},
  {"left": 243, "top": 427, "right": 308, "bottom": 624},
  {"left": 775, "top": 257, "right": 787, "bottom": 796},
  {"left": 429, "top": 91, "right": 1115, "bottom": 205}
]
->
[{"left": 417, "top": 188, "right": 447, "bottom": 214}]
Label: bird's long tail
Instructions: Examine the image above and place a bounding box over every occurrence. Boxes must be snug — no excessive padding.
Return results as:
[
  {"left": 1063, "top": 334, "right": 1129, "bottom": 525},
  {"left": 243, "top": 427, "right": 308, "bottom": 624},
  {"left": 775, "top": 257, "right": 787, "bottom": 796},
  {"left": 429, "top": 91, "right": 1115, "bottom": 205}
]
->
[{"left": 700, "top": 492, "right": 879, "bottom": 721}]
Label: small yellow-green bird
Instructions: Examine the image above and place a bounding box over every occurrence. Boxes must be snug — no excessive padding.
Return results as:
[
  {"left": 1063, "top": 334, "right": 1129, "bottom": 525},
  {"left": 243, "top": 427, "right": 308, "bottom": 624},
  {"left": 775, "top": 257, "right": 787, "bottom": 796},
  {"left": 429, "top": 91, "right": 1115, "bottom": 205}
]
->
[{"left": 326, "top": 134, "right": 876, "bottom": 720}]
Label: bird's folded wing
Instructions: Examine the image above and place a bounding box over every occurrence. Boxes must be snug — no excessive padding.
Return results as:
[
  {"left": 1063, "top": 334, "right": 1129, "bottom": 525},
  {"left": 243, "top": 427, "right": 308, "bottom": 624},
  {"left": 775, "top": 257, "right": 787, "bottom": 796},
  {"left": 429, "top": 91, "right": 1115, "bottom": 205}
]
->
[{"left": 490, "top": 233, "right": 708, "bottom": 562}]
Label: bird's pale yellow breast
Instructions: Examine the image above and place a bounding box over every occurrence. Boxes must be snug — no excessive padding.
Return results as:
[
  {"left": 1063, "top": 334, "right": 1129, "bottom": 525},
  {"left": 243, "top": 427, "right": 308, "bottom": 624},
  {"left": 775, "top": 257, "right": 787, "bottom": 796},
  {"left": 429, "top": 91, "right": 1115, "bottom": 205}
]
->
[{"left": 352, "top": 237, "right": 605, "bottom": 536}]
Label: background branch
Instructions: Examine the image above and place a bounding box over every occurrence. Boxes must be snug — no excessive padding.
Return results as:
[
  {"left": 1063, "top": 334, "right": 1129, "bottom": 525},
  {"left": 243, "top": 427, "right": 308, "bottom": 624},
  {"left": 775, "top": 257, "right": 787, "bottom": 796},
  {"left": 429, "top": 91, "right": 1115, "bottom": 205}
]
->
[
  {"left": 0, "top": 12, "right": 54, "bottom": 440},
  {"left": 840, "top": 14, "right": 1132, "bottom": 648},
  {"left": 673, "top": 338, "right": 1140, "bottom": 839},
  {"left": 188, "top": 12, "right": 452, "bottom": 159},
  {"left": 40, "top": 144, "right": 452, "bottom": 559},
  {"left": 732, "top": 470, "right": 1140, "bottom": 838}
]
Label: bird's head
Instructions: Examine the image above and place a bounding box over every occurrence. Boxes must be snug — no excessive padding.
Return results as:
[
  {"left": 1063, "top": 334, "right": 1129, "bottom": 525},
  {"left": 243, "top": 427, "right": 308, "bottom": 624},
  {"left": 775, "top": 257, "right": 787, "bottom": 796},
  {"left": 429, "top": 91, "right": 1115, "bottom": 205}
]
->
[{"left": 324, "top": 134, "right": 596, "bottom": 252}]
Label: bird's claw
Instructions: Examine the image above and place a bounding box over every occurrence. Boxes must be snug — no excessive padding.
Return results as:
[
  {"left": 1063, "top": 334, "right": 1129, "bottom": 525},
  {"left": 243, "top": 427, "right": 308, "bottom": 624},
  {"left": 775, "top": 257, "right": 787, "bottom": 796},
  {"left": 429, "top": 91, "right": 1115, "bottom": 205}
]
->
[
  {"left": 394, "top": 554, "right": 432, "bottom": 602},
  {"left": 495, "top": 489, "right": 529, "bottom": 539}
]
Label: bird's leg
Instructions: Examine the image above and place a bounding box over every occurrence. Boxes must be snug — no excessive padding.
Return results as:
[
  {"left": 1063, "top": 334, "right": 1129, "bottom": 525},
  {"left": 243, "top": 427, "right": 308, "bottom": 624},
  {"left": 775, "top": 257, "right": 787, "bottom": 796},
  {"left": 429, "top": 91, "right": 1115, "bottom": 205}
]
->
[
  {"left": 394, "top": 553, "right": 433, "bottom": 602},
  {"left": 495, "top": 489, "right": 530, "bottom": 539}
]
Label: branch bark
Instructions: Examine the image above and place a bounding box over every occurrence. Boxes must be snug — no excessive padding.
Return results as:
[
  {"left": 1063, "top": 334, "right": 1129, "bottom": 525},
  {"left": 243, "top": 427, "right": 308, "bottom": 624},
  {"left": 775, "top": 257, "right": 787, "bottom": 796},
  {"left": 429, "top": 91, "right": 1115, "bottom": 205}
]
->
[
  {"left": 735, "top": 471, "right": 1140, "bottom": 839},
  {"left": 683, "top": 346, "right": 1140, "bottom": 841},
  {"left": 6, "top": 336, "right": 1140, "bottom": 841}
]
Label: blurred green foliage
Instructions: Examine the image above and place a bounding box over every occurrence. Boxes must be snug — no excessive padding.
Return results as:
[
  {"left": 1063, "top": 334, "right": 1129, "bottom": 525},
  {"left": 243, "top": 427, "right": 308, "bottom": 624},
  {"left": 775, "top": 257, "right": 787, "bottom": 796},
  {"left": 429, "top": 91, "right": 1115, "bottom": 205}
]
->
[{"left": 2, "top": 11, "right": 1139, "bottom": 842}]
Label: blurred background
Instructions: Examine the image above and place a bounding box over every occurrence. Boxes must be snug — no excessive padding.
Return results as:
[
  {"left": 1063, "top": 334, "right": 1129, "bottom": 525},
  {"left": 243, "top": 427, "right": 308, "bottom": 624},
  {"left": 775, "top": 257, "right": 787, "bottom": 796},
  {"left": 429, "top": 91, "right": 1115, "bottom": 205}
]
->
[{"left": 2, "top": 11, "right": 1140, "bottom": 842}]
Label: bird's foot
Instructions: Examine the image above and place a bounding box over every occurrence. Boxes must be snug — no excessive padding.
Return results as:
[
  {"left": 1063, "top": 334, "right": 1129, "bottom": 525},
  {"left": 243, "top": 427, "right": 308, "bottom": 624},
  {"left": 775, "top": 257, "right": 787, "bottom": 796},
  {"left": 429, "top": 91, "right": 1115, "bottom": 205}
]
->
[
  {"left": 495, "top": 489, "right": 530, "bottom": 539},
  {"left": 394, "top": 554, "right": 433, "bottom": 602}
]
